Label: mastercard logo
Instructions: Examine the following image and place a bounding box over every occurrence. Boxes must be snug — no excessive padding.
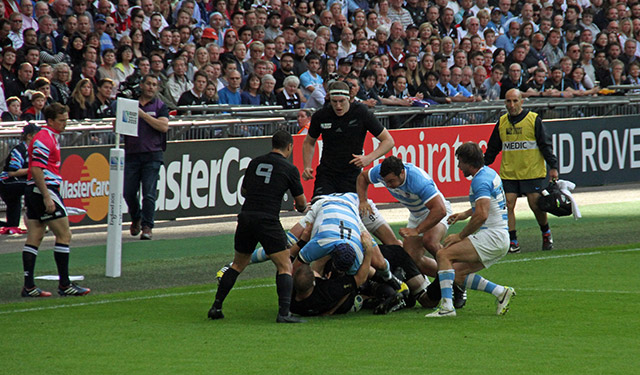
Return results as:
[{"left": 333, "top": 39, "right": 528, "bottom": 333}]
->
[{"left": 60, "top": 153, "right": 110, "bottom": 223}]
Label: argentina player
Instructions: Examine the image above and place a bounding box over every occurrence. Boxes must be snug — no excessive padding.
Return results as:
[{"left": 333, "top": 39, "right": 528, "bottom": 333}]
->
[
  {"left": 426, "top": 142, "right": 515, "bottom": 318},
  {"left": 292, "top": 196, "right": 401, "bottom": 289},
  {"left": 357, "top": 156, "right": 453, "bottom": 278}
]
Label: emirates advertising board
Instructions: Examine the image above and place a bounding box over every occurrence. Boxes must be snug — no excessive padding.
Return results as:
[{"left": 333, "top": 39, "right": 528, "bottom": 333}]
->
[{"left": 60, "top": 116, "right": 640, "bottom": 225}]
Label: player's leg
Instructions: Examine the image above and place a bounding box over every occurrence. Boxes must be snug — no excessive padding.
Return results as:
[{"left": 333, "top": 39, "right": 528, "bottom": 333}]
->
[
  {"left": 526, "top": 191, "right": 553, "bottom": 250},
  {"left": 360, "top": 198, "right": 402, "bottom": 246},
  {"left": 269, "top": 249, "right": 304, "bottom": 322},
  {"left": 373, "top": 223, "right": 402, "bottom": 246},
  {"left": 210, "top": 214, "right": 257, "bottom": 320},
  {"left": 403, "top": 235, "right": 438, "bottom": 277},
  {"left": 427, "top": 238, "right": 480, "bottom": 314},
  {"left": 462, "top": 229, "right": 514, "bottom": 315},
  {"left": 21, "top": 219, "right": 49, "bottom": 297},
  {"left": 47, "top": 216, "right": 90, "bottom": 296},
  {"left": 210, "top": 250, "right": 251, "bottom": 320}
]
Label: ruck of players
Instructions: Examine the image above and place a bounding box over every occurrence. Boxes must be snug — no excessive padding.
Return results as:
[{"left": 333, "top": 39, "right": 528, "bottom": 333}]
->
[{"left": 208, "top": 87, "right": 560, "bottom": 322}]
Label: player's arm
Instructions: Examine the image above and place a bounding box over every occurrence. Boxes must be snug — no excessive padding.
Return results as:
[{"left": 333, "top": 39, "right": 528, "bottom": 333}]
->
[
  {"left": 350, "top": 128, "right": 395, "bottom": 168},
  {"left": 302, "top": 134, "right": 317, "bottom": 180},
  {"left": 444, "top": 198, "right": 489, "bottom": 247},
  {"left": 356, "top": 170, "right": 373, "bottom": 216},
  {"left": 30, "top": 166, "right": 54, "bottom": 213},
  {"left": 293, "top": 193, "right": 307, "bottom": 213},
  {"left": 289, "top": 222, "right": 312, "bottom": 260},
  {"left": 400, "top": 195, "right": 447, "bottom": 238},
  {"left": 354, "top": 231, "right": 374, "bottom": 287},
  {"left": 447, "top": 208, "right": 473, "bottom": 225}
]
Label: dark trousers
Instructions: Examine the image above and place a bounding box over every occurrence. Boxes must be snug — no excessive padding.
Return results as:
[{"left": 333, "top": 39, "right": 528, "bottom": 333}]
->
[
  {"left": 0, "top": 181, "right": 26, "bottom": 226},
  {"left": 124, "top": 151, "right": 163, "bottom": 229}
]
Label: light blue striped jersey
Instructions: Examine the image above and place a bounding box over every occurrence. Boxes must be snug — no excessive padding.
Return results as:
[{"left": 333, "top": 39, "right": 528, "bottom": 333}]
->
[
  {"left": 470, "top": 166, "right": 508, "bottom": 230},
  {"left": 299, "top": 198, "right": 365, "bottom": 275},
  {"left": 368, "top": 162, "right": 444, "bottom": 218}
]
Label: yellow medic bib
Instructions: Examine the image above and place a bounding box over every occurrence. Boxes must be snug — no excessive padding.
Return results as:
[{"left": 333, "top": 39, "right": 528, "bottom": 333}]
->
[{"left": 498, "top": 112, "right": 547, "bottom": 180}]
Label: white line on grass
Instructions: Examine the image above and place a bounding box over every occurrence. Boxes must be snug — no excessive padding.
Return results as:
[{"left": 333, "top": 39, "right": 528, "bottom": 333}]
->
[
  {"left": 498, "top": 247, "right": 640, "bottom": 264},
  {"left": 518, "top": 287, "right": 640, "bottom": 295},
  {"left": 0, "top": 284, "right": 272, "bottom": 316},
  {"left": 2, "top": 248, "right": 639, "bottom": 316}
]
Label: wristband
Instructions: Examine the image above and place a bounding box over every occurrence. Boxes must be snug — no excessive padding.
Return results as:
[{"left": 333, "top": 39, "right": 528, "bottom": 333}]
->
[{"left": 296, "top": 239, "right": 308, "bottom": 248}]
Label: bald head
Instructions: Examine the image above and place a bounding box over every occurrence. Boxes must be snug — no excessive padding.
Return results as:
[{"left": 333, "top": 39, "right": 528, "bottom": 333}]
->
[{"left": 505, "top": 89, "right": 523, "bottom": 117}]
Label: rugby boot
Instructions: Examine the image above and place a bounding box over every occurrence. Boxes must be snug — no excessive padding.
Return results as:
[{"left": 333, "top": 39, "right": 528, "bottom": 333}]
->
[{"left": 542, "top": 231, "right": 553, "bottom": 251}]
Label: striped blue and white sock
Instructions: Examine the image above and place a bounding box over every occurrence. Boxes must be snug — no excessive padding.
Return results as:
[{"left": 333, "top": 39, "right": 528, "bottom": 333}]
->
[
  {"left": 438, "top": 269, "right": 455, "bottom": 310},
  {"left": 250, "top": 248, "right": 268, "bottom": 264},
  {"left": 250, "top": 231, "right": 299, "bottom": 264},
  {"left": 464, "top": 273, "right": 505, "bottom": 298}
]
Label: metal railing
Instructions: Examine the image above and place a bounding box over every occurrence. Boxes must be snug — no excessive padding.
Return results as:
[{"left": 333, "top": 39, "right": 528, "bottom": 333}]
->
[{"left": 1, "top": 96, "right": 639, "bottom": 147}]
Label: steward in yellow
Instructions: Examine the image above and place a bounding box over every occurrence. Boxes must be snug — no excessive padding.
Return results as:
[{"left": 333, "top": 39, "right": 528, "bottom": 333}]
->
[{"left": 483, "top": 89, "right": 558, "bottom": 253}]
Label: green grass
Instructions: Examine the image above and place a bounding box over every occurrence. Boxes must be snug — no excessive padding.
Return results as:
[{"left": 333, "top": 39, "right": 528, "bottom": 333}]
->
[{"left": 1, "top": 201, "right": 639, "bottom": 373}]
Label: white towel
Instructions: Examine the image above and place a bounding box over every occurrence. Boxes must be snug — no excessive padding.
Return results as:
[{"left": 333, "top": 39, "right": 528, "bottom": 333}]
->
[{"left": 555, "top": 179, "right": 582, "bottom": 220}]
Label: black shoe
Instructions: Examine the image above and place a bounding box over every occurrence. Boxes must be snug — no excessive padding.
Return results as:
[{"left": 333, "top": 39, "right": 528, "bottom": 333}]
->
[
  {"left": 542, "top": 231, "right": 554, "bottom": 251},
  {"left": 276, "top": 313, "right": 306, "bottom": 323},
  {"left": 373, "top": 293, "right": 406, "bottom": 315},
  {"left": 453, "top": 284, "right": 467, "bottom": 309},
  {"left": 508, "top": 240, "right": 521, "bottom": 254},
  {"left": 208, "top": 307, "right": 224, "bottom": 320}
]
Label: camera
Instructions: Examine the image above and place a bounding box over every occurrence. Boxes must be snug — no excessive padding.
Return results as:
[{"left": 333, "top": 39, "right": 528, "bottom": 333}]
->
[{"left": 117, "top": 72, "right": 143, "bottom": 99}]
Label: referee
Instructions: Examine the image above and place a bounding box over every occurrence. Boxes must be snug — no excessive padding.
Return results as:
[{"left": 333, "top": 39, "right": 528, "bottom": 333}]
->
[
  {"left": 302, "top": 81, "right": 395, "bottom": 197},
  {"left": 209, "top": 130, "right": 307, "bottom": 323}
]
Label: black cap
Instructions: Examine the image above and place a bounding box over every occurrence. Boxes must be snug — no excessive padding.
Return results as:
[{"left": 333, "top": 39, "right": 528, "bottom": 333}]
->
[
  {"left": 406, "top": 24, "right": 418, "bottom": 31},
  {"left": 352, "top": 52, "right": 367, "bottom": 60},
  {"left": 267, "top": 11, "right": 281, "bottom": 19},
  {"left": 392, "top": 62, "right": 407, "bottom": 71},
  {"left": 22, "top": 124, "right": 41, "bottom": 135},
  {"left": 338, "top": 56, "right": 352, "bottom": 65}
]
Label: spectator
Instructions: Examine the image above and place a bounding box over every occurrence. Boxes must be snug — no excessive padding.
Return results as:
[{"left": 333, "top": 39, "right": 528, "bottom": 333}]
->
[
  {"left": 469, "top": 66, "right": 488, "bottom": 99},
  {"left": 204, "top": 80, "right": 218, "bottom": 104},
  {"left": 417, "top": 71, "right": 450, "bottom": 104},
  {"left": 601, "top": 59, "right": 625, "bottom": 87},
  {"left": 276, "top": 75, "right": 303, "bottom": 109},
  {"left": 300, "top": 54, "right": 323, "bottom": 99},
  {"left": 274, "top": 52, "right": 296, "bottom": 92},
  {"left": 450, "top": 66, "right": 479, "bottom": 102},
  {"left": 94, "top": 78, "right": 115, "bottom": 118},
  {"left": 500, "top": 63, "right": 537, "bottom": 98},
  {"left": 50, "top": 63, "right": 72, "bottom": 105},
  {"left": 569, "top": 65, "right": 600, "bottom": 96},
  {"left": 542, "top": 28, "right": 565, "bottom": 68},
  {"left": 178, "top": 70, "right": 209, "bottom": 112},
  {"left": 166, "top": 57, "right": 192, "bottom": 106},
  {"left": 218, "top": 70, "right": 242, "bottom": 104},
  {"left": 68, "top": 78, "right": 96, "bottom": 119},
  {"left": 1, "top": 96, "right": 22, "bottom": 121},
  {"left": 0, "top": 122, "right": 39, "bottom": 229},
  {"left": 240, "top": 73, "right": 261, "bottom": 105},
  {"left": 5, "top": 62, "right": 34, "bottom": 103},
  {"left": 495, "top": 21, "right": 520, "bottom": 55},
  {"left": 483, "top": 64, "right": 504, "bottom": 100},
  {"left": 259, "top": 74, "right": 278, "bottom": 106},
  {"left": 20, "top": 91, "right": 45, "bottom": 121}
]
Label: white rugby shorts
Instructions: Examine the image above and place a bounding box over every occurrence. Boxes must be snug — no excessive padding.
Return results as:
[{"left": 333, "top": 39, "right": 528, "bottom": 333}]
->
[{"left": 468, "top": 228, "right": 510, "bottom": 268}]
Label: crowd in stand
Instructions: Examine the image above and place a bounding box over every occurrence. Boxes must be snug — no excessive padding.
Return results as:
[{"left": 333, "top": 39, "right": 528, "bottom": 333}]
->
[{"left": 2, "top": 0, "right": 640, "bottom": 122}]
